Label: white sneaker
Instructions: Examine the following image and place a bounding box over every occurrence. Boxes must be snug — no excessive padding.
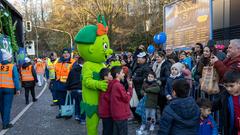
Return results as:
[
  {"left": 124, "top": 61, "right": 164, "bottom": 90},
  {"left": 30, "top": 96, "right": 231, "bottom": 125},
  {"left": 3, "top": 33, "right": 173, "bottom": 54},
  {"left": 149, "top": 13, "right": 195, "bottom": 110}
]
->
[
  {"left": 149, "top": 124, "right": 155, "bottom": 131},
  {"left": 140, "top": 124, "right": 145, "bottom": 131}
]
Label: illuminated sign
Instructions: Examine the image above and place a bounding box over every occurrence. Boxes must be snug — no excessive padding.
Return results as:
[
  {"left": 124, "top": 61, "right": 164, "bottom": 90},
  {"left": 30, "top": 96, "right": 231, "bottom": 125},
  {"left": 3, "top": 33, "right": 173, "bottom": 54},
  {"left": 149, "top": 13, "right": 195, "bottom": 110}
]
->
[{"left": 164, "top": 0, "right": 210, "bottom": 49}]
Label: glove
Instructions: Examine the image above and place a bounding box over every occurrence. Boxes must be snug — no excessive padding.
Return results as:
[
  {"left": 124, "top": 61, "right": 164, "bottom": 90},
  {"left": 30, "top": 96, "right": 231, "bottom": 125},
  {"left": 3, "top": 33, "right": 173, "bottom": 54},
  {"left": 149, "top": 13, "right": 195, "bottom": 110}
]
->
[{"left": 98, "top": 80, "right": 108, "bottom": 91}]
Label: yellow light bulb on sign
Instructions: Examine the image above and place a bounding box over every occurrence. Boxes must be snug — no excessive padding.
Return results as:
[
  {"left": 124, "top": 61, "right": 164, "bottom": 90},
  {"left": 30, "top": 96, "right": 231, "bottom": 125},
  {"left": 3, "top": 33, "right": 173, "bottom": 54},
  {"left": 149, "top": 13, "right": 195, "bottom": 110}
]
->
[{"left": 197, "top": 15, "right": 208, "bottom": 23}]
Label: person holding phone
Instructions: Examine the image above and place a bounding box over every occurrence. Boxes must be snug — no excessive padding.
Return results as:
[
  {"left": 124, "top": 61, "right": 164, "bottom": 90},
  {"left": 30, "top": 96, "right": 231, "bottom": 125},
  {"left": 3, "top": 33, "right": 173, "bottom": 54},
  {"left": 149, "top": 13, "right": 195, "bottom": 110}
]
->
[{"left": 210, "top": 39, "right": 240, "bottom": 82}]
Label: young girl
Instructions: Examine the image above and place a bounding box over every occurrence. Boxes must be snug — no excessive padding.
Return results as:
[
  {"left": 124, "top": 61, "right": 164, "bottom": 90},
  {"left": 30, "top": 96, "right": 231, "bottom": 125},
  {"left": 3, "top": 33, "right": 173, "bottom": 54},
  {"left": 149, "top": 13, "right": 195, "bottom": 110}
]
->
[
  {"left": 110, "top": 66, "right": 133, "bottom": 135},
  {"left": 99, "top": 68, "right": 113, "bottom": 135},
  {"left": 165, "top": 62, "right": 184, "bottom": 101},
  {"left": 139, "top": 71, "right": 160, "bottom": 131}
]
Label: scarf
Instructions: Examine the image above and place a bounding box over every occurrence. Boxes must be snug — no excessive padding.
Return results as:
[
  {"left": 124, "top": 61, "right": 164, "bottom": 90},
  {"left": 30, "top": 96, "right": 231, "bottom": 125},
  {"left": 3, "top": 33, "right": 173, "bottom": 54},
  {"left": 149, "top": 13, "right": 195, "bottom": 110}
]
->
[
  {"left": 170, "top": 72, "right": 182, "bottom": 79},
  {"left": 152, "top": 59, "right": 165, "bottom": 79}
]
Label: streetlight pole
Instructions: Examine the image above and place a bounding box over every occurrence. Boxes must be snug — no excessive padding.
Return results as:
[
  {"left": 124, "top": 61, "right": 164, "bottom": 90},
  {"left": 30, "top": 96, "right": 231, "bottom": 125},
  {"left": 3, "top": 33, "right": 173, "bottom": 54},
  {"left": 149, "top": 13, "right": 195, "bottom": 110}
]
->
[{"left": 33, "top": 26, "right": 73, "bottom": 57}]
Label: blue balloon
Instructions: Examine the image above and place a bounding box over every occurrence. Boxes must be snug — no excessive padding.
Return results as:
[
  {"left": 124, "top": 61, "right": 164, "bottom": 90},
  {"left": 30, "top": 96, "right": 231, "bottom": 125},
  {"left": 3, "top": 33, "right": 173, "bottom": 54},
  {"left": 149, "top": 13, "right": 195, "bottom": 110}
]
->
[
  {"left": 153, "top": 34, "right": 161, "bottom": 44},
  {"left": 147, "top": 45, "right": 155, "bottom": 54},
  {"left": 159, "top": 32, "right": 167, "bottom": 44},
  {"left": 153, "top": 32, "right": 167, "bottom": 45}
]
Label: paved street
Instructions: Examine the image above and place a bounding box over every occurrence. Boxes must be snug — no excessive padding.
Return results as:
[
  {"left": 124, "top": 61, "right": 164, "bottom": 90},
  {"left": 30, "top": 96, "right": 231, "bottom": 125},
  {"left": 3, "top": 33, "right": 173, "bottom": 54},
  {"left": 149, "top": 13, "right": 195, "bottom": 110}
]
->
[{"left": 0, "top": 81, "right": 144, "bottom": 135}]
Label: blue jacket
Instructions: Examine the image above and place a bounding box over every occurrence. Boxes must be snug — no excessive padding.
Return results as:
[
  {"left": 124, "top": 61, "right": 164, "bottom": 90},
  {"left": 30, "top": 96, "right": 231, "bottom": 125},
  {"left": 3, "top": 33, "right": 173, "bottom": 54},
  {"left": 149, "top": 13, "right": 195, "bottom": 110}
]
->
[
  {"left": 165, "top": 75, "right": 184, "bottom": 96},
  {"left": 199, "top": 115, "right": 218, "bottom": 135},
  {"left": 159, "top": 97, "right": 200, "bottom": 135},
  {"left": 1, "top": 60, "right": 21, "bottom": 91}
]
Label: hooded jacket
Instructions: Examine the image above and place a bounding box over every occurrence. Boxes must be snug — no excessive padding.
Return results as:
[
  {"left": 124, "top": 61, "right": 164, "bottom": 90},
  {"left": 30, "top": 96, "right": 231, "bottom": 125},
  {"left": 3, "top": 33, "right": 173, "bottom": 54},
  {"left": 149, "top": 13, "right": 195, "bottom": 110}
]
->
[
  {"left": 159, "top": 97, "right": 200, "bottom": 135},
  {"left": 66, "top": 63, "right": 82, "bottom": 90},
  {"left": 142, "top": 80, "right": 160, "bottom": 108},
  {"left": 21, "top": 62, "right": 38, "bottom": 88}
]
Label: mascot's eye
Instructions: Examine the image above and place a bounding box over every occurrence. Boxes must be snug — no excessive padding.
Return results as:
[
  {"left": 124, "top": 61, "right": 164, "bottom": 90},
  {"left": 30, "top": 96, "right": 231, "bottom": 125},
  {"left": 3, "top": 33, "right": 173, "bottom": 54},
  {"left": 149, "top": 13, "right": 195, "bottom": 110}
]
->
[{"left": 103, "top": 43, "right": 108, "bottom": 50}]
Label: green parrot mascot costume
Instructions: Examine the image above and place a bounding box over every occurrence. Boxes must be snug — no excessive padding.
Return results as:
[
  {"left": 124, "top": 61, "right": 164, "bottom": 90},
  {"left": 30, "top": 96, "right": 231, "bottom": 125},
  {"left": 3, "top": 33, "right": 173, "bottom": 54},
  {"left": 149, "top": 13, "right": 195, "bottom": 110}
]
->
[{"left": 74, "top": 15, "right": 113, "bottom": 135}]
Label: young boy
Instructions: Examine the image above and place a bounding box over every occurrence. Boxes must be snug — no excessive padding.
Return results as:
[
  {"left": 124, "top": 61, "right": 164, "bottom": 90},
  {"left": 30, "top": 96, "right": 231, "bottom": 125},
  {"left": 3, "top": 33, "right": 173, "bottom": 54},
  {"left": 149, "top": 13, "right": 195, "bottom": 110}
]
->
[
  {"left": 197, "top": 99, "right": 218, "bottom": 135},
  {"left": 140, "top": 71, "right": 160, "bottom": 131},
  {"left": 159, "top": 79, "right": 200, "bottom": 135},
  {"left": 212, "top": 70, "right": 240, "bottom": 135},
  {"left": 110, "top": 66, "right": 133, "bottom": 135},
  {"left": 98, "top": 68, "right": 113, "bottom": 135}
]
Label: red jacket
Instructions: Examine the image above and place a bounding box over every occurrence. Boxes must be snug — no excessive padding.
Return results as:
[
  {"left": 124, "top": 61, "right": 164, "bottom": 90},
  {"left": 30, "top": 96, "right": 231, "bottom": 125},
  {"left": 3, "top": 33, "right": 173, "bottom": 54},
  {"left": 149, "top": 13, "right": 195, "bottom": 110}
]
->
[
  {"left": 110, "top": 79, "right": 133, "bottom": 120},
  {"left": 98, "top": 80, "right": 113, "bottom": 118},
  {"left": 214, "top": 55, "right": 240, "bottom": 82}
]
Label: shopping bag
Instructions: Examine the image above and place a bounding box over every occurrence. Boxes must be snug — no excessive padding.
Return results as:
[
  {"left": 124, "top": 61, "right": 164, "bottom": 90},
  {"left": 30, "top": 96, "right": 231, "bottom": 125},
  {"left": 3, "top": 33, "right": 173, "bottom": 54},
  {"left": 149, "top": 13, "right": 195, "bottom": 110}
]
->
[
  {"left": 130, "top": 88, "right": 139, "bottom": 107},
  {"left": 60, "top": 91, "right": 75, "bottom": 116},
  {"left": 200, "top": 66, "right": 220, "bottom": 95},
  {"left": 136, "top": 96, "right": 146, "bottom": 124}
]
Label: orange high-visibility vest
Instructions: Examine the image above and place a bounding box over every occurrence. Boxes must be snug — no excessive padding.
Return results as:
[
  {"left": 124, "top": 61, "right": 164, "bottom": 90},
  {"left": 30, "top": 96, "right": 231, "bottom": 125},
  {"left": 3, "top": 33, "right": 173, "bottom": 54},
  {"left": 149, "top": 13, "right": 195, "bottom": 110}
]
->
[
  {"left": 0, "top": 63, "right": 14, "bottom": 88},
  {"left": 21, "top": 65, "right": 34, "bottom": 81},
  {"left": 35, "top": 62, "right": 45, "bottom": 74},
  {"left": 55, "top": 59, "right": 75, "bottom": 83}
]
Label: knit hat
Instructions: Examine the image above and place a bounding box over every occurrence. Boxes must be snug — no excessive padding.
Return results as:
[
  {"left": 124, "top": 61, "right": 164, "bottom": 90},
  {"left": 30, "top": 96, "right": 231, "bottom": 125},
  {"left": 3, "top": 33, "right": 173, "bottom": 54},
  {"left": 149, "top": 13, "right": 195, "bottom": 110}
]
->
[
  {"left": 24, "top": 57, "right": 31, "bottom": 63},
  {"left": 1, "top": 49, "right": 12, "bottom": 61},
  {"left": 62, "top": 48, "right": 71, "bottom": 54},
  {"left": 171, "top": 62, "right": 184, "bottom": 73}
]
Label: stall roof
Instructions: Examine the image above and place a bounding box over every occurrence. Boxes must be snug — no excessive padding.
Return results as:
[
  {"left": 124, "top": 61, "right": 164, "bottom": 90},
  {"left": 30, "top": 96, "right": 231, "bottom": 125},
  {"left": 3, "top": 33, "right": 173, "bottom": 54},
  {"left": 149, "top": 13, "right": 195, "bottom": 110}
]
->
[{"left": 1, "top": 0, "right": 23, "bottom": 19}]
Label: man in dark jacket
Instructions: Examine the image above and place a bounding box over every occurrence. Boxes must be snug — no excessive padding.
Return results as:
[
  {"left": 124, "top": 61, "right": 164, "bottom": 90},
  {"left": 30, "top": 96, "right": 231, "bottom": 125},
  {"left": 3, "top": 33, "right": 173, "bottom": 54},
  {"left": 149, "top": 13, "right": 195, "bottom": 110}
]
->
[
  {"left": 165, "top": 46, "right": 179, "bottom": 64},
  {"left": 132, "top": 52, "right": 151, "bottom": 99},
  {"left": 55, "top": 48, "right": 75, "bottom": 119},
  {"left": 66, "top": 57, "right": 85, "bottom": 124},
  {"left": 159, "top": 79, "right": 200, "bottom": 135}
]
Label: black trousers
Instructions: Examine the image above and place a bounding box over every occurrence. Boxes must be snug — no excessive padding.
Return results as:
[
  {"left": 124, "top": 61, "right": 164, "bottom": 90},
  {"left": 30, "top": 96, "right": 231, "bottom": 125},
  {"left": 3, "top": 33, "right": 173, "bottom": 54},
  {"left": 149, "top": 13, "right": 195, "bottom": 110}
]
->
[
  {"left": 24, "top": 86, "right": 36, "bottom": 102},
  {"left": 102, "top": 117, "right": 113, "bottom": 135},
  {"left": 113, "top": 120, "right": 128, "bottom": 135}
]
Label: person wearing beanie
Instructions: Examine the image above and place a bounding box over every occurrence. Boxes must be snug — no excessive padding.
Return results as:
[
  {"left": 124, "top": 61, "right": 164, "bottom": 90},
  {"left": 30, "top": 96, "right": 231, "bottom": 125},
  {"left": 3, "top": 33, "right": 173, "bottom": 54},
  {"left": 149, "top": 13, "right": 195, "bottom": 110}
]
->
[
  {"left": 46, "top": 52, "right": 59, "bottom": 106},
  {"left": 0, "top": 49, "right": 21, "bottom": 129},
  {"left": 20, "top": 57, "right": 38, "bottom": 104},
  {"left": 165, "top": 62, "right": 184, "bottom": 101},
  {"left": 55, "top": 48, "right": 75, "bottom": 119}
]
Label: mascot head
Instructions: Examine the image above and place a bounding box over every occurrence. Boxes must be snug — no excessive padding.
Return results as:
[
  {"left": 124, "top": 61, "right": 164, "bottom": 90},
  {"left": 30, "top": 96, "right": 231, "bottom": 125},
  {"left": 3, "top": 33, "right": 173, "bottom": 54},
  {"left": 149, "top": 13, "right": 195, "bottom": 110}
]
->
[{"left": 74, "top": 15, "right": 113, "bottom": 63}]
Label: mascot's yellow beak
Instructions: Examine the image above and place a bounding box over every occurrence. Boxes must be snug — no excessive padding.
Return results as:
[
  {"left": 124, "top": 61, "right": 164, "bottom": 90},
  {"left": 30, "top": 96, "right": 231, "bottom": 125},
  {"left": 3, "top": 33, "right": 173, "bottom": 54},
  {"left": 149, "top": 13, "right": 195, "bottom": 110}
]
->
[{"left": 105, "top": 49, "right": 113, "bottom": 58}]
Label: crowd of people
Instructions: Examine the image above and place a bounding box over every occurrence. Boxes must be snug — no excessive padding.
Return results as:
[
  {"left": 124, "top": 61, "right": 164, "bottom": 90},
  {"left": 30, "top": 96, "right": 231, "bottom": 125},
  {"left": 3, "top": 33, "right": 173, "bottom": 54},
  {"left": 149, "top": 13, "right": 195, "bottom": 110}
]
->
[{"left": 0, "top": 39, "right": 240, "bottom": 135}]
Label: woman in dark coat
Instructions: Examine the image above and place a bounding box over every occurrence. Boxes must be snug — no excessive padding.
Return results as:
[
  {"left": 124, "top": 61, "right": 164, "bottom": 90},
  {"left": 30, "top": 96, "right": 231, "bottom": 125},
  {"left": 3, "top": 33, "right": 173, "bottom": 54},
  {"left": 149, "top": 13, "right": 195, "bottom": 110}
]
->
[
  {"left": 152, "top": 51, "right": 172, "bottom": 113},
  {"left": 21, "top": 57, "right": 38, "bottom": 104}
]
